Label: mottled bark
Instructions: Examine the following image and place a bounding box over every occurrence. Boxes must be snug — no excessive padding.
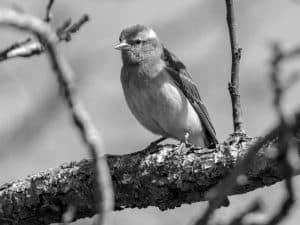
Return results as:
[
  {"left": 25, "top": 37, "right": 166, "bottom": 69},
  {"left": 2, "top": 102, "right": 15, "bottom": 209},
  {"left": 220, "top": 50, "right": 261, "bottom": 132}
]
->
[{"left": 1, "top": 136, "right": 298, "bottom": 225}]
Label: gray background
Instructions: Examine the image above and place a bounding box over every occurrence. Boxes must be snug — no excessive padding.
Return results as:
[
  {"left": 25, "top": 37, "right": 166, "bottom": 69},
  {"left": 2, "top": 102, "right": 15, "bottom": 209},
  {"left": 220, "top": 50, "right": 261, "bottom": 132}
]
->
[{"left": 0, "top": 0, "right": 300, "bottom": 224}]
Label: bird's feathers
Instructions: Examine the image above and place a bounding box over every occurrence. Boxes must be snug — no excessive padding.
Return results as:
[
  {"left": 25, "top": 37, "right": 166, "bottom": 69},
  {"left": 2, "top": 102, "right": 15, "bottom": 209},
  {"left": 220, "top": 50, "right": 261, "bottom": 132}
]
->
[
  {"left": 119, "top": 24, "right": 157, "bottom": 42},
  {"left": 117, "top": 24, "right": 218, "bottom": 147},
  {"left": 162, "top": 47, "right": 218, "bottom": 146}
]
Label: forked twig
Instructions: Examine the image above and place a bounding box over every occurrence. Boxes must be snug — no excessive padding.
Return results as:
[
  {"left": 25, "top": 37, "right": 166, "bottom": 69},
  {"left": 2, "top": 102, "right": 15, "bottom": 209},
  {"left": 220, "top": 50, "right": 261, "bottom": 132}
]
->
[
  {"left": 0, "top": 9, "right": 113, "bottom": 225},
  {"left": 197, "top": 43, "right": 300, "bottom": 225},
  {"left": 259, "top": 43, "right": 296, "bottom": 225},
  {"left": 0, "top": 14, "right": 89, "bottom": 62}
]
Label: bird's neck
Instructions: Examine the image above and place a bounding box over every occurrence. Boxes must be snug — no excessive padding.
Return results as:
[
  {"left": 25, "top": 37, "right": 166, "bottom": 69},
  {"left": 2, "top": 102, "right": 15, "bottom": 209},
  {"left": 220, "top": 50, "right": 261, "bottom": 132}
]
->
[{"left": 132, "top": 58, "right": 164, "bottom": 79}]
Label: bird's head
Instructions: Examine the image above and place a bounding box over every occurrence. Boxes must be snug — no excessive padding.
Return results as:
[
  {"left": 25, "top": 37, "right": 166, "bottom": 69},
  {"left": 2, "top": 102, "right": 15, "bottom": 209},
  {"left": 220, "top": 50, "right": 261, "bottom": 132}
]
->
[{"left": 115, "top": 24, "right": 163, "bottom": 65}]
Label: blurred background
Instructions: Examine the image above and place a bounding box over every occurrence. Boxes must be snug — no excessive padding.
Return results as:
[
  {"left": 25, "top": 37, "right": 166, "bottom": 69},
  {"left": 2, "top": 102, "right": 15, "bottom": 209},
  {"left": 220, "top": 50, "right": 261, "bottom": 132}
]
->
[{"left": 0, "top": 0, "right": 300, "bottom": 224}]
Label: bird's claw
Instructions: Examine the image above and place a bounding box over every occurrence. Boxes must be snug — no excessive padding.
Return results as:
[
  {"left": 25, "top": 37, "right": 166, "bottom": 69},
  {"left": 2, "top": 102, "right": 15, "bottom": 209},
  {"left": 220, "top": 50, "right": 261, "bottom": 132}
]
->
[{"left": 177, "top": 133, "right": 190, "bottom": 153}]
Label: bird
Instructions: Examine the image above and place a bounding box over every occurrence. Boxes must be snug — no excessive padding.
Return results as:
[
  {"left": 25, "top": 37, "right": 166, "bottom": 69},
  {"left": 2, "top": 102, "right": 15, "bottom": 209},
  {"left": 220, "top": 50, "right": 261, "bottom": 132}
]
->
[{"left": 114, "top": 24, "right": 218, "bottom": 149}]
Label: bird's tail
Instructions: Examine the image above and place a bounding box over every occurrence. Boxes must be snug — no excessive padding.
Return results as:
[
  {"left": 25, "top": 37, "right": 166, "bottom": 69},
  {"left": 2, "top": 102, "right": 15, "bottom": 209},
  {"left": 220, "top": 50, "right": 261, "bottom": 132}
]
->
[
  {"left": 190, "top": 130, "right": 218, "bottom": 148},
  {"left": 203, "top": 128, "right": 218, "bottom": 148}
]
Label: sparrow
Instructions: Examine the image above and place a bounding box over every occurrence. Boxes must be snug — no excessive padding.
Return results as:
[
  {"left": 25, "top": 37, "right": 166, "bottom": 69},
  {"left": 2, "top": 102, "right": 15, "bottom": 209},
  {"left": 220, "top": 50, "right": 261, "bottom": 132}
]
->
[{"left": 115, "top": 24, "right": 218, "bottom": 149}]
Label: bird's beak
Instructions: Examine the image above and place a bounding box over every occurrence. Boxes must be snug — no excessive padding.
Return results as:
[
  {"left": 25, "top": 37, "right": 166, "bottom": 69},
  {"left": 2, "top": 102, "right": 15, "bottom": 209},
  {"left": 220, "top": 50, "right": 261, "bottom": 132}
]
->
[{"left": 114, "top": 41, "right": 129, "bottom": 50}]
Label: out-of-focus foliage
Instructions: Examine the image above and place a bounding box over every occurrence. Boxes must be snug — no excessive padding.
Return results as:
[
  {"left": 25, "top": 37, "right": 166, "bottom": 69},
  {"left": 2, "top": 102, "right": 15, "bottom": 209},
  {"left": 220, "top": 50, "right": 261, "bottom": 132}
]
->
[{"left": 0, "top": 0, "right": 300, "bottom": 224}]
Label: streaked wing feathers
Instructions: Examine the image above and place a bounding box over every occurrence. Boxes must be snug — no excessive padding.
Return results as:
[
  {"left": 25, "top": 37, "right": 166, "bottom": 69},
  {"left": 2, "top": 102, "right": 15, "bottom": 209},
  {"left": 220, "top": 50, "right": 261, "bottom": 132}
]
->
[{"left": 162, "top": 46, "right": 218, "bottom": 145}]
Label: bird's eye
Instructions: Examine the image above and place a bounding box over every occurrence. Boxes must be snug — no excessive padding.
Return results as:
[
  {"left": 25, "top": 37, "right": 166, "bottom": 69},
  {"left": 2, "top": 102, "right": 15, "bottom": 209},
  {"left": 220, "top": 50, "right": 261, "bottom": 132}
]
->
[{"left": 135, "top": 39, "right": 142, "bottom": 44}]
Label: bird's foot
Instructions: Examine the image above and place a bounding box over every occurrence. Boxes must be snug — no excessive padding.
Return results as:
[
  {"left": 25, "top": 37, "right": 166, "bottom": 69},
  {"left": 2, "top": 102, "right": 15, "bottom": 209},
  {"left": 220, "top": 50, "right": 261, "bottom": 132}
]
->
[
  {"left": 177, "top": 133, "right": 190, "bottom": 153},
  {"left": 177, "top": 142, "right": 193, "bottom": 153},
  {"left": 177, "top": 142, "right": 185, "bottom": 153}
]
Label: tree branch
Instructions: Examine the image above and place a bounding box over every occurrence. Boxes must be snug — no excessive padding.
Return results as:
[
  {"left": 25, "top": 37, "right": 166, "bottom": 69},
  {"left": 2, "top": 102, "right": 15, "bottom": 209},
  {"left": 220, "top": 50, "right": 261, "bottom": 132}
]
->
[
  {"left": 1, "top": 129, "right": 300, "bottom": 224},
  {"left": 226, "top": 0, "right": 244, "bottom": 134},
  {"left": 0, "top": 13, "right": 89, "bottom": 62},
  {"left": 1, "top": 3, "right": 300, "bottom": 225},
  {"left": 193, "top": 1, "right": 245, "bottom": 223},
  {"left": 262, "top": 43, "right": 296, "bottom": 225},
  {"left": 0, "top": 9, "right": 112, "bottom": 225}
]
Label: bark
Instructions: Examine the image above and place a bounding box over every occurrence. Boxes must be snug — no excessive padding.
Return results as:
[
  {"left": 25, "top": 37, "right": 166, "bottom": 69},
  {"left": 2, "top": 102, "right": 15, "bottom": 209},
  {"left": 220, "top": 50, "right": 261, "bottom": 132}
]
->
[{"left": 0, "top": 136, "right": 297, "bottom": 225}]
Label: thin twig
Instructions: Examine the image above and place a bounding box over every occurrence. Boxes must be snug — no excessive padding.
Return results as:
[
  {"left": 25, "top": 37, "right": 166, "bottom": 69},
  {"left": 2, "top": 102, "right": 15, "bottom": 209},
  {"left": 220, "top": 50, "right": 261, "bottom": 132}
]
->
[
  {"left": 226, "top": 0, "right": 244, "bottom": 134},
  {"left": 44, "top": 0, "right": 55, "bottom": 22},
  {"left": 0, "top": 15, "right": 89, "bottom": 62},
  {"left": 56, "top": 18, "right": 72, "bottom": 37},
  {"left": 194, "top": 126, "right": 277, "bottom": 224},
  {"left": 194, "top": 110, "right": 300, "bottom": 225},
  {"left": 0, "top": 9, "right": 113, "bottom": 225},
  {"left": 227, "top": 200, "right": 262, "bottom": 225},
  {"left": 283, "top": 71, "right": 300, "bottom": 91},
  {"left": 194, "top": 1, "right": 244, "bottom": 223},
  {"left": 57, "top": 14, "right": 89, "bottom": 42},
  {"left": 270, "top": 43, "right": 284, "bottom": 120},
  {"left": 280, "top": 46, "right": 300, "bottom": 61},
  {"left": 208, "top": 44, "right": 300, "bottom": 225},
  {"left": 0, "top": 37, "right": 32, "bottom": 61}
]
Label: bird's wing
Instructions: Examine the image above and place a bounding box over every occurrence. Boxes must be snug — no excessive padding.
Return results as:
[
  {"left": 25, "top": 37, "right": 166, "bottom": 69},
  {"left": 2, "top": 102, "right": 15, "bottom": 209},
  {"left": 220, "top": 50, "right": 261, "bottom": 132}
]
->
[{"left": 162, "top": 46, "right": 218, "bottom": 146}]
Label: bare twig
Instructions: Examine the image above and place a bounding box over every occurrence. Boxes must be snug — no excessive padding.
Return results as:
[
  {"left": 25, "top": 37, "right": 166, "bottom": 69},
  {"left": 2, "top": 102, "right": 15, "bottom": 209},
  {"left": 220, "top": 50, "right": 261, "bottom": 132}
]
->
[
  {"left": 270, "top": 44, "right": 285, "bottom": 120},
  {"left": 0, "top": 9, "right": 113, "bottom": 225},
  {"left": 0, "top": 37, "right": 32, "bottom": 61},
  {"left": 204, "top": 44, "right": 300, "bottom": 225},
  {"left": 227, "top": 200, "right": 262, "bottom": 225},
  {"left": 0, "top": 15, "right": 89, "bottom": 62},
  {"left": 195, "top": 44, "right": 300, "bottom": 223},
  {"left": 44, "top": 0, "right": 55, "bottom": 22},
  {"left": 226, "top": 0, "right": 244, "bottom": 134},
  {"left": 194, "top": 110, "right": 300, "bottom": 225},
  {"left": 194, "top": 1, "right": 245, "bottom": 223},
  {"left": 56, "top": 18, "right": 72, "bottom": 37},
  {"left": 257, "top": 43, "right": 296, "bottom": 225},
  {"left": 57, "top": 14, "right": 89, "bottom": 42},
  {"left": 283, "top": 71, "right": 300, "bottom": 91},
  {"left": 280, "top": 46, "right": 300, "bottom": 61}
]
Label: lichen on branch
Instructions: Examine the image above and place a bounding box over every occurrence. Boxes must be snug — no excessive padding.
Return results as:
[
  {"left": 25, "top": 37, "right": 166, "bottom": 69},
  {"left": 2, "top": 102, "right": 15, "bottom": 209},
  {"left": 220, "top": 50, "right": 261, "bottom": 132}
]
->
[{"left": 1, "top": 134, "right": 299, "bottom": 225}]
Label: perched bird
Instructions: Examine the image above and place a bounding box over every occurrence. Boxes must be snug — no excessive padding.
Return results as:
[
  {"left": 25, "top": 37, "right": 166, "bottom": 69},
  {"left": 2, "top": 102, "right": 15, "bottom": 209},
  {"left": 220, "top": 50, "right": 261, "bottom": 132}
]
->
[{"left": 115, "top": 24, "right": 218, "bottom": 148}]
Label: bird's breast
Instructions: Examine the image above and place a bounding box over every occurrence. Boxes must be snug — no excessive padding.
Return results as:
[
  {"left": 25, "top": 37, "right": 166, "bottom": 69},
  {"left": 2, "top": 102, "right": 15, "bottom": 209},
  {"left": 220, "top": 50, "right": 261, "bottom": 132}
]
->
[{"left": 121, "top": 66, "right": 203, "bottom": 142}]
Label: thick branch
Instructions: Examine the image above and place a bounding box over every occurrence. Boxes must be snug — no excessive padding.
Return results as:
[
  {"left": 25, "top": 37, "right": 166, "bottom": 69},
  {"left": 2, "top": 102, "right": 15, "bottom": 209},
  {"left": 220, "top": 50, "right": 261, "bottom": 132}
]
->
[
  {"left": 226, "top": 0, "right": 244, "bottom": 133},
  {"left": 1, "top": 134, "right": 299, "bottom": 225}
]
